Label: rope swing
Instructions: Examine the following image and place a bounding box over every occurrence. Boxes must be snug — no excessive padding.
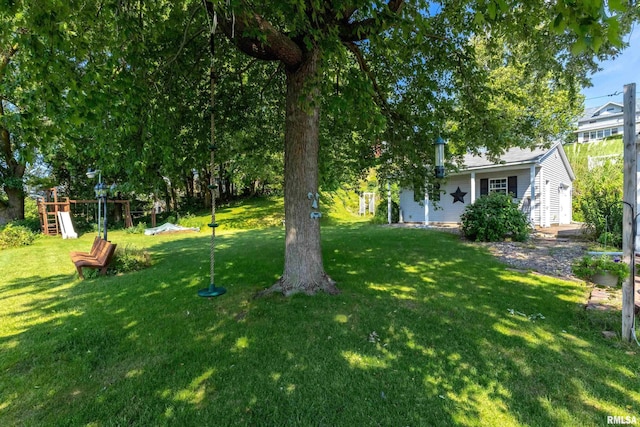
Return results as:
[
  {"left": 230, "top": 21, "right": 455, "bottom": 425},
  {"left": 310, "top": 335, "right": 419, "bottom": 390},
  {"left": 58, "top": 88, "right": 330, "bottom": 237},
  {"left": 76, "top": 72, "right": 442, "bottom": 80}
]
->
[{"left": 198, "top": 5, "right": 226, "bottom": 298}]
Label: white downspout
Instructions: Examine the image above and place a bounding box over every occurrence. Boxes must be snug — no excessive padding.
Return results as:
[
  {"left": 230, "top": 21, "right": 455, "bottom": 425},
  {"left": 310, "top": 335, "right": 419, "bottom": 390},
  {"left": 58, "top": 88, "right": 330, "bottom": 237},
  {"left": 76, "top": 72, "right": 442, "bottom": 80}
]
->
[{"left": 530, "top": 164, "right": 536, "bottom": 225}]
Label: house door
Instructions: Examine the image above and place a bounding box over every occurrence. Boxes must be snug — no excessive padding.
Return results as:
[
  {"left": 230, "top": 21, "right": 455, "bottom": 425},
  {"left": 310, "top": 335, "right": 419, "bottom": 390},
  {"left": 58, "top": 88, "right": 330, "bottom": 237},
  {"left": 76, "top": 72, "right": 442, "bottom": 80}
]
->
[{"left": 558, "top": 184, "right": 571, "bottom": 224}]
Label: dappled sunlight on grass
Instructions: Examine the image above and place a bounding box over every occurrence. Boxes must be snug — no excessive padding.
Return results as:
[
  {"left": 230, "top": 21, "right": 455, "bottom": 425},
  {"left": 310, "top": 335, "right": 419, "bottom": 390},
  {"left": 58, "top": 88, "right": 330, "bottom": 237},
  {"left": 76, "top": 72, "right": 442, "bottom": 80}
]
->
[
  {"left": 368, "top": 283, "right": 418, "bottom": 299},
  {"left": 333, "top": 314, "right": 348, "bottom": 323},
  {"left": 1, "top": 219, "right": 639, "bottom": 425},
  {"left": 492, "top": 319, "right": 552, "bottom": 347},
  {"left": 341, "top": 350, "right": 393, "bottom": 369},
  {"left": 558, "top": 331, "right": 592, "bottom": 348},
  {"left": 605, "top": 379, "right": 640, "bottom": 405},
  {"left": 403, "top": 328, "right": 436, "bottom": 357},
  {"left": 571, "top": 378, "right": 628, "bottom": 416},
  {"left": 172, "top": 368, "right": 215, "bottom": 406},
  {"left": 232, "top": 336, "right": 250, "bottom": 352},
  {"left": 0, "top": 338, "right": 19, "bottom": 350},
  {"left": 125, "top": 369, "right": 144, "bottom": 379}
]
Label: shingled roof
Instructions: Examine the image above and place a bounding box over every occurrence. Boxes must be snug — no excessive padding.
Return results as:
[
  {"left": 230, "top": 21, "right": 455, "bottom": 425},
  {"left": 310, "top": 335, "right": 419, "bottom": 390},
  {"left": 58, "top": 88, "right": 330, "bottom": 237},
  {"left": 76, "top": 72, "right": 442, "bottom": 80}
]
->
[
  {"left": 459, "top": 142, "right": 575, "bottom": 180},
  {"left": 462, "top": 145, "right": 551, "bottom": 169},
  {"left": 578, "top": 101, "right": 640, "bottom": 123}
]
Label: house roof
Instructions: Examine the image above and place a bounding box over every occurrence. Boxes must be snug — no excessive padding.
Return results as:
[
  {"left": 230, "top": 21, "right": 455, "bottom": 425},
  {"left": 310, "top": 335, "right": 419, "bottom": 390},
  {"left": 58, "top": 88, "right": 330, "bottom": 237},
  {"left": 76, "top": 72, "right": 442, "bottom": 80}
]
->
[
  {"left": 458, "top": 142, "right": 575, "bottom": 180},
  {"left": 578, "top": 100, "right": 640, "bottom": 123},
  {"left": 462, "top": 145, "right": 550, "bottom": 169}
]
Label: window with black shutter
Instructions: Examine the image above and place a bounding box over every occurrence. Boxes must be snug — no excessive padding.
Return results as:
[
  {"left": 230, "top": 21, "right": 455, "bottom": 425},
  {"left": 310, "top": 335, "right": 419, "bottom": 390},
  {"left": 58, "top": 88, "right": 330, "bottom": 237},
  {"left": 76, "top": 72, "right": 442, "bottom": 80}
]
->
[
  {"left": 480, "top": 178, "right": 488, "bottom": 196},
  {"left": 508, "top": 176, "right": 517, "bottom": 198}
]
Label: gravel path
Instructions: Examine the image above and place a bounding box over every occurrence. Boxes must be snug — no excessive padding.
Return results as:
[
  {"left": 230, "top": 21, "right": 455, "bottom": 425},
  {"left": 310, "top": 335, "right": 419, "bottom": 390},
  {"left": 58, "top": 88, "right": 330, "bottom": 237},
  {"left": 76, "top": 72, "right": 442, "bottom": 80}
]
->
[
  {"left": 475, "top": 237, "right": 588, "bottom": 279},
  {"left": 396, "top": 224, "right": 589, "bottom": 279}
]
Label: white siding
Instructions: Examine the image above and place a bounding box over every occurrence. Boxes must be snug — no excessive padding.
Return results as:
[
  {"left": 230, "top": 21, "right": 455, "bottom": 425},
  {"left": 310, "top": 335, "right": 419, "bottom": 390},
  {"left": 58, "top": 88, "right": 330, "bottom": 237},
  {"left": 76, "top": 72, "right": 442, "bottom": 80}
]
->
[
  {"left": 398, "top": 148, "right": 573, "bottom": 226},
  {"left": 432, "top": 176, "right": 470, "bottom": 223},
  {"left": 539, "top": 147, "right": 573, "bottom": 225},
  {"left": 400, "top": 171, "right": 532, "bottom": 224},
  {"left": 399, "top": 189, "right": 426, "bottom": 222}
]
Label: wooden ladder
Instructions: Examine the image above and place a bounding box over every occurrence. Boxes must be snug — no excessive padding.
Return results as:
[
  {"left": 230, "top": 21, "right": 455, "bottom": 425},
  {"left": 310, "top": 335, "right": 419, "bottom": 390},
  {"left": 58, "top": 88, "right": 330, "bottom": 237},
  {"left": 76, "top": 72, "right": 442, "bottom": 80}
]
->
[{"left": 43, "top": 210, "right": 59, "bottom": 236}]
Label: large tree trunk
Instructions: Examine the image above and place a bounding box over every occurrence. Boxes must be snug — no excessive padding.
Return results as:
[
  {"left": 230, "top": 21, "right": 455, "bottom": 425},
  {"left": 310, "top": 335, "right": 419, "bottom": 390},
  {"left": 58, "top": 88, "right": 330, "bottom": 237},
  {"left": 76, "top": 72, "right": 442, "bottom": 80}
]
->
[
  {"left": 268, "top": 47, "right": 338, "bottom": 296},
  {"left": 0, "top": 185, "right": 24, "bottom": 225},
  {"left": 0, "top": 124, "right": 26, "bottom": 226}
]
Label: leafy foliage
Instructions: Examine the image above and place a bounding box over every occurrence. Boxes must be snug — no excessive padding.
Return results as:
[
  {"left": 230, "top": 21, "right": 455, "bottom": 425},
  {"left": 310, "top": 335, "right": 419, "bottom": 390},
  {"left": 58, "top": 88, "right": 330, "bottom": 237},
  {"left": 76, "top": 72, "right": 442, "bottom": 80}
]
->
[
  {"left": 564, "top": 138, "right": 622, "bottom": 220},
  {"left": 125, "top": 222, "right": 148, "bottom": 235},
  {"left": 572, "top": 255, "right": 629, "bottom": 283},
  {"left": 111, "top": 245, "right": 151, "bottom": 274},
  {"left": 177, "top": 212, "right": 207, "bottom": 230},
  {"left": 0, "top": 223, "right": 38, "bottom": 250},
  {"left": 373, "top": 200, "right": 399, "bottom": 224},
  {"left": 575, "top": 160, "right": 623, "bottom": 248},
  {"left": 460, "top": 192, "right": 530, "bottom": 242}
]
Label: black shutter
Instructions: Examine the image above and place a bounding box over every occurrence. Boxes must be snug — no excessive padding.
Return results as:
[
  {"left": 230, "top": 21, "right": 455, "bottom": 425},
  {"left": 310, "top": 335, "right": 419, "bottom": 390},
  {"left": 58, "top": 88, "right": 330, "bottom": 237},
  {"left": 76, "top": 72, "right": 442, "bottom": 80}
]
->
[
  {"left": 480, "top": 178, "right": 488, "bottom": 196},
  {"left": 508, "top": 176, "right": 517, "bottom": 197}
]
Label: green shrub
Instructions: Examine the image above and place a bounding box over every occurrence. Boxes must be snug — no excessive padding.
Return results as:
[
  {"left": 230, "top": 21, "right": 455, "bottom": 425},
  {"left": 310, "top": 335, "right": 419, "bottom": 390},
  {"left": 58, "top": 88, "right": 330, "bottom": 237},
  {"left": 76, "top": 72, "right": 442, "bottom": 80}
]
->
[
  {"left": 126, "top": 222, "right": 148, "bottom": 234},
  {"left": 0, "top": 224, "right": 39, "bottom": 249},
  {"left": 10, "top": 217, "right": 41, "bottom": 233},
  {"left": 460, "top": 192, "right": 530, "bottom": 242},
  {"left": 372, "top": 200, "right": 399, "bottom": 224},
  {"left": 597, "top": 231, "right": 622, "bottom": 249},
  {"left": 178, "top": 212, "right": 206, "bottom": 230},
  {"left": 574, "top": 160, "right": 623, "bottom": 248},
  {"left": 111, "top": 245, "right": 151, "bottom": 274}
]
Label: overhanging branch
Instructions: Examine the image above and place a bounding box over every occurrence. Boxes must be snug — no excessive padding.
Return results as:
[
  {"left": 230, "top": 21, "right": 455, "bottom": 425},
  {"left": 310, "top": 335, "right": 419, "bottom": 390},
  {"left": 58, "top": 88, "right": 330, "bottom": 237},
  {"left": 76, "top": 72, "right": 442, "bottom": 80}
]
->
[
  {"left": 204, "top": 1, "right": 303, "bottom": 68},
  {"left": 0, "top": 43, "right": 19, "bottom": 80},
  {"left": 343, "top": 41, "right": 391, "bottom": 115},
  {"left": 338, "top": 0, "right": 405, "bottom": 42}
]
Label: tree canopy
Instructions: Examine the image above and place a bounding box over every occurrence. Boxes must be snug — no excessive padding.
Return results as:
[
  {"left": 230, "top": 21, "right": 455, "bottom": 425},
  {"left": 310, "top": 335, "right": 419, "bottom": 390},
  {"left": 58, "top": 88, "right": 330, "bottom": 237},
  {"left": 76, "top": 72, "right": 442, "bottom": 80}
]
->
[{"left": 1, "top": 0, "right": 637, "bottom": 293}]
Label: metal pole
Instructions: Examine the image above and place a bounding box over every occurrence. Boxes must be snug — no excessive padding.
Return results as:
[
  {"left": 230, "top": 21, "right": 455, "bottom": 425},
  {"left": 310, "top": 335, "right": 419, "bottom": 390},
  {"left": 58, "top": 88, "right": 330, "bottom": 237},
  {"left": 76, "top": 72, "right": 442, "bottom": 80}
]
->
[
  {"left": 622, "top": 83, "right": 636, "bottom": 342},
  {"left": 387, "top": 182, "right": 391, "bottom": 224},
  {"left": 103, "top": 193, "right": 108, "bottom": 241},
  {"left": 97, "top": 172, "right": 102, "bottom": 239}
]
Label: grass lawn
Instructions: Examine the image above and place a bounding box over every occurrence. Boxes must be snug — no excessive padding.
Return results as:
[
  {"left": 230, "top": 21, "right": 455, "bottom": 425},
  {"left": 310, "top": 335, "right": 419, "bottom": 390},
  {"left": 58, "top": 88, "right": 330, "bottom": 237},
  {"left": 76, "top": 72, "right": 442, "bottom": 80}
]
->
[{"left": 1, "top": 200, "right": 638, "bottom": 426}]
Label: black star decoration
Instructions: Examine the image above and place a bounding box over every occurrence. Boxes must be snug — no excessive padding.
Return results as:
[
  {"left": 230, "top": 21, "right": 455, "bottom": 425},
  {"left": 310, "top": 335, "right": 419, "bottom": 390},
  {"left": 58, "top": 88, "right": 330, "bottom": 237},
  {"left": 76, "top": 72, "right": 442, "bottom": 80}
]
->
[{"left": 450, "top": 186, "right": 467, "bottom": 203}]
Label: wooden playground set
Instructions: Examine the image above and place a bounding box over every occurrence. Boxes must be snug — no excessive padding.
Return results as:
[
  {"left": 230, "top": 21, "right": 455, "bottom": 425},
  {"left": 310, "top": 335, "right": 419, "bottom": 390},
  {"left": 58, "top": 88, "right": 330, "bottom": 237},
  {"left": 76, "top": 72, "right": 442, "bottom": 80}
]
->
[{"left": 36, "top": 188, "right": 133, "bottom": 236}]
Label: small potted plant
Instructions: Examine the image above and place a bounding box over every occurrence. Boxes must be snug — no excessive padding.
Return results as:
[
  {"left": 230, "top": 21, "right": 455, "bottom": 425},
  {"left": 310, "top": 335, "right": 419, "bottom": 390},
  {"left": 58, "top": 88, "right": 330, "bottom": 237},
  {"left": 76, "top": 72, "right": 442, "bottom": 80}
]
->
[{"left": 571, "top": 255, "right": 630, "bottom": 287}]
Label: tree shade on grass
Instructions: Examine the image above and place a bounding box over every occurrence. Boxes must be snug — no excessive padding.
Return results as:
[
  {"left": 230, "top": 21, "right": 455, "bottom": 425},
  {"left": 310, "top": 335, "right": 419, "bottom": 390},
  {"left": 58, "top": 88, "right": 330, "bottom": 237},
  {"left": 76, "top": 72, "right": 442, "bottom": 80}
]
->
[{"left": 0, "top": 223, "right": 638, "bottom": 426}]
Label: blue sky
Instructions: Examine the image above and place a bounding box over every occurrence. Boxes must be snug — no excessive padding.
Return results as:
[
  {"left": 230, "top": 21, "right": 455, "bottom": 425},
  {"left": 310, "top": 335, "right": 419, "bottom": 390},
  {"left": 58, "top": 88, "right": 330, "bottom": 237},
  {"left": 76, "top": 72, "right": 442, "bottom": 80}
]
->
[{"left": 581, "top": 25, "right": 640, "bottom": 108}]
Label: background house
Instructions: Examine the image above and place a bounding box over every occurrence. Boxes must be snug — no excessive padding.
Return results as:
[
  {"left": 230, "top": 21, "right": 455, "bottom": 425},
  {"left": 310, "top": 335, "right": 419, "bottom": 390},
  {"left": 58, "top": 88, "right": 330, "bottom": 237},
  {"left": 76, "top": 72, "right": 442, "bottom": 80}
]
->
[
  {"left": 575, "top": 101, "right": 640, "bottom": 143},
  {"left": 399, "top": 142, "right": 575, "bottom": 227}
]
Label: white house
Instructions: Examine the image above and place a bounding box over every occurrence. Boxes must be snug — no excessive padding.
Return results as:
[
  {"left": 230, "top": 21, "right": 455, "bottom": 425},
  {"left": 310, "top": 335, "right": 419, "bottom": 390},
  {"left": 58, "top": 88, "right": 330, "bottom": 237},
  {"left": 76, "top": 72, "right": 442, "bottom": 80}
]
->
[
  {"left": 576, "top": 101, "right": 640, "bottom": 143},
  {"left": 399, "top": 142, "right": 575, "bottom": 227}
]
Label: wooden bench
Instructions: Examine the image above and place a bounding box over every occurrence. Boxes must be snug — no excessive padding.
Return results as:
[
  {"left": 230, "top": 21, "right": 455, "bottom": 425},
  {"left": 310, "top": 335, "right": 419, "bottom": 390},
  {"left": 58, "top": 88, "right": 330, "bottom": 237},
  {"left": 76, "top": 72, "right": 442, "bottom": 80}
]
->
[
  {"left": 70, "top": 238, "right": 117, "bottom": 279},
  {"left": 70, "top": 235, "right": 101, "bottom": 258}
]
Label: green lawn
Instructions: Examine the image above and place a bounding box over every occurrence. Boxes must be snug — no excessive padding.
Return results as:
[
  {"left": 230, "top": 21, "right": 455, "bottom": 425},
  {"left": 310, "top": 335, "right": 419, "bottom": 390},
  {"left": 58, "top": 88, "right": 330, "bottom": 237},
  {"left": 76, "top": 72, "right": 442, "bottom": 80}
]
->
[{"left": 1, "top": 205, "right": 638, "bottom": 425}]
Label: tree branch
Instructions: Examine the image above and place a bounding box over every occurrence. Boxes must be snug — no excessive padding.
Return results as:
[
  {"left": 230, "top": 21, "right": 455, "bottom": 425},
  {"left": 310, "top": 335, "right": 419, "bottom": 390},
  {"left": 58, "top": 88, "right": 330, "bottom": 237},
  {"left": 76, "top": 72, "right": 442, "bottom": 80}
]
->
[
  {"left": 161, "top": 4, "right": 203, "bottom": 71},
  {"left": 0, "top": 43, "right": 19, "bottom": 81},
  {"left": 260, "top": 62, "right": 284, "bottom": 99},
  {"left": 204, "top": 1, "right": 303, "bottom": 68},
  {"left": 338, "top": 0, "right": 405, "bottom": 42},
  {"left": 343, "top": 41, "right": 391, "bottom": 114}
]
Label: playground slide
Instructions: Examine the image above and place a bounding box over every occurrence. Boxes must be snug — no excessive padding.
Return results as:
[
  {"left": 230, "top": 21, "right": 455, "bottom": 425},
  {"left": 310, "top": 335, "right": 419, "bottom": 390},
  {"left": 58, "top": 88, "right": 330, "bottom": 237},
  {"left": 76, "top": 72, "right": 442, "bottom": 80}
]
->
[{"left": 57, "top": 211, "right": 78, "bottom": 239}]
